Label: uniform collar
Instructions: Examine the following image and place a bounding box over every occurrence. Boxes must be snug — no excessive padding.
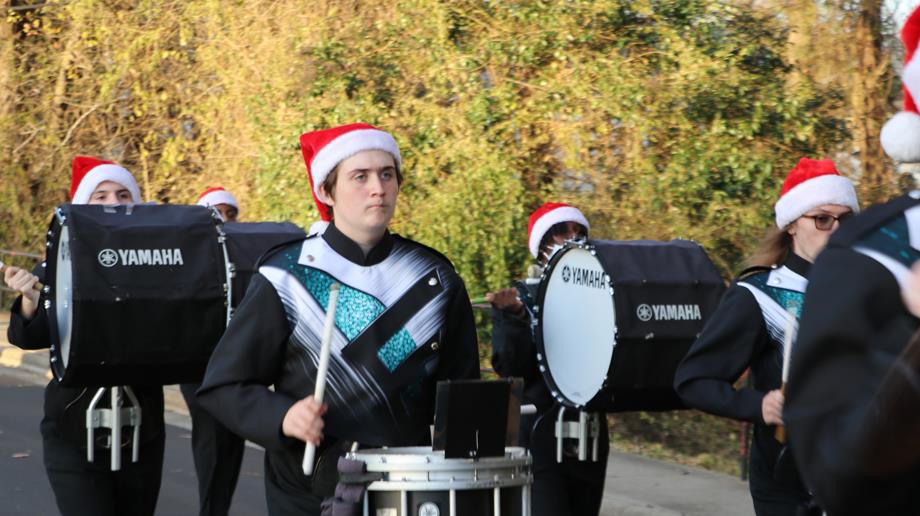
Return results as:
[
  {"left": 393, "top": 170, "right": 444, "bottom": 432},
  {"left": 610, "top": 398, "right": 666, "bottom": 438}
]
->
[
  {"left": 322, "top": 222, "right": 394, "bottom": 266},
  {"left": 784, "top": 252, "right": 811, "bottom": 278}
]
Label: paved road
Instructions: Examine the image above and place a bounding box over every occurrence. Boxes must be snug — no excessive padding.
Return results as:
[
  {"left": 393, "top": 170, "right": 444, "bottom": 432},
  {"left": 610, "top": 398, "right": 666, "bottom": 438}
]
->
[{"left": 0, "top": 372, "right": 267, "bottom": 516}]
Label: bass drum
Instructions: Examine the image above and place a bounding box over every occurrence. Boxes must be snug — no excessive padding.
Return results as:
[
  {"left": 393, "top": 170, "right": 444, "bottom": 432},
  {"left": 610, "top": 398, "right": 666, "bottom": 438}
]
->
[
  {"left": 534, "top": 239, "right": 725, "bottom": 412},
  {"left": 45, "top": 203, "right": 230, "bottom": 387}
]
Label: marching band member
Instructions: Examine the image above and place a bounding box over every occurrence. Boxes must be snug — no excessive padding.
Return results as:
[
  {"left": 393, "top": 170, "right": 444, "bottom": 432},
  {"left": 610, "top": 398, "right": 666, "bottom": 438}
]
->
[
  {"left": 487, "top": 202, "right": 610, "bottom": 516},
  {"left": 784, "top": 11, "right": 920, "bottom": 513},
  {"left": 196, "top": 123, "right": 480, "bottom": 515},
  {"left": 4, "top": 156, "right": 166, "bottom": 516},
  {"left": 177, "top": 187, "right": 247, "bottom": 516},
  {"left": 784, "top": 192, "right": 920, "bottom": 515},
  {"left": 674, "top": 158, "right": 858, "bottom": 516},
  {"left": 197, "top": 186, "right": 240, "bottom": 222}
]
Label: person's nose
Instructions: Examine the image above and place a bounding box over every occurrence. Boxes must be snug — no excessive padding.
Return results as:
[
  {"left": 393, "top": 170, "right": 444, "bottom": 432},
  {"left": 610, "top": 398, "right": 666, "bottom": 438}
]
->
[{"left": 368, "top": 173, "right": 386, "bottom": 196}]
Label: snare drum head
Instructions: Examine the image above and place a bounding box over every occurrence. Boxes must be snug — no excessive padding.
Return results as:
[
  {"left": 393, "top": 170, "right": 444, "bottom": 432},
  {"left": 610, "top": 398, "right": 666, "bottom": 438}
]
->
[{"left": 537, "top": 246, "right": 615, "bottom": 408}]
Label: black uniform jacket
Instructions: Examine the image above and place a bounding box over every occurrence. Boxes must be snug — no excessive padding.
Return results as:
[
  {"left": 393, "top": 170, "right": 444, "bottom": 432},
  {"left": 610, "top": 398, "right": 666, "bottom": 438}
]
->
[
  {"left": 196, "top": 224, "right": 480, "bottom": 486},
  {"left": 490, "top": 280, "right": 554, "bottom": 411},
  {"left": 6, "top": 265, "right": 165, "bottom": 454},
  {"left": 674, "top": 253, "right": 811, "bottom": 477},
  {"left": 785, "top": 194, "right": 920, "bottom": 516}
]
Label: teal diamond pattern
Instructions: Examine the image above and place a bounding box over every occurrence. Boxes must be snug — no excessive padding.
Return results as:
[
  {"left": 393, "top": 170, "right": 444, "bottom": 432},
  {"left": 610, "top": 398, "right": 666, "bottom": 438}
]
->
[{"left": 285, "top": 261, "right": 417, "bottom": 372}]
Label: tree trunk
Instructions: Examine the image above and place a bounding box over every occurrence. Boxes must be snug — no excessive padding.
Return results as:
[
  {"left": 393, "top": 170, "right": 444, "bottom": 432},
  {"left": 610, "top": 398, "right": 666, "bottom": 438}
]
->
[
  {"left": 0, "top": 1, "right": 14, "bottom": 163},
  {"left": 851, "top": 0, "right": 893, "bottom": 204}
]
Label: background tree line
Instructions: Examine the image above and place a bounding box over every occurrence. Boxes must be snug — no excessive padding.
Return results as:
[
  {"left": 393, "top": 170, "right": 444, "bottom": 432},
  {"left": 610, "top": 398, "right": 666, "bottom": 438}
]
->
[{"left": 0, "top": 0, "right": 913, "bottom": 473}]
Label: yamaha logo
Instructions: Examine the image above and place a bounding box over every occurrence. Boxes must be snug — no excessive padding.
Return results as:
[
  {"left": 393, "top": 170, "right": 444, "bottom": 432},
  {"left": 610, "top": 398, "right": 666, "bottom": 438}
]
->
[
  {"left": 637, "top": 304, "right": 653, "bottom": 321},
  {"left": 97, "top": 248, "right": 185, "bottom": 267},
  {"left": 637, "top": 303, "right": 703, "bottom": 322},
  {"left": 561, "top": 265, "right": 572, "bottom": 283},
  {"left": 98, "top": 249, "right": 118, "bottom": 267},
  {"left": 418, "top": 502, "right": 440, "bottom": 516}
]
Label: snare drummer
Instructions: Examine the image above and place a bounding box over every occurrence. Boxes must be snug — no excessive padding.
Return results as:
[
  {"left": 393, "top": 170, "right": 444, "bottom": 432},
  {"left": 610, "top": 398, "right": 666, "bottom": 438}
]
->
[
  {"left": 177, "top": 186, "right": 246, "bottom": 516},
  {"left": 196, "top": 123, "right": 480, "bottom": 515},
  {"left": 487, "top": 202, "right": 610, "bottom": 516},
  {"left": 4, "top": 156, "right": 166, "bottom": 516},
  {"left": 674, "top": 158, "right": 858, "bottom": 516}
]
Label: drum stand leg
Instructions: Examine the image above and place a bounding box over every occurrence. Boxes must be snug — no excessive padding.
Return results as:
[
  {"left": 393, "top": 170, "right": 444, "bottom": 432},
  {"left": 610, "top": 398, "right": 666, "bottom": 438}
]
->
[
  {"left": 554, "top": 407, "right": 601, "bottom": 463},
  {"left": 522, "top": 482, "right": 531, "bottom": 516},
  {"left": 86, "top": 386, "right": 142, "bottom": 471}
]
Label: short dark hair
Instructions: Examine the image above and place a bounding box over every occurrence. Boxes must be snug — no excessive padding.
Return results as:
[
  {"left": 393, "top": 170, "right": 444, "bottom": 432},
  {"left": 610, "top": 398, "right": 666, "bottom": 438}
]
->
[{"left": 319, "top": 156, "right": 403, "bottom": 219}]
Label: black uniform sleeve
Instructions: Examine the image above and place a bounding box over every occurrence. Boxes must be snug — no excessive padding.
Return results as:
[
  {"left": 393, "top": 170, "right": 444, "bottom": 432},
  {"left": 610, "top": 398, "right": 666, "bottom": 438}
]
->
[
  {"left": 196, "top": 274, "right": 299, "bottom": 451},
  {"left": 435, "top": 277, "right": 480, "bottom": 381},
  {"left": 785, "top": 248, "right": 920, "bottom": 514},
  {"left": 673, "top": 285, "right": 770, "bottom": 424},
  {"left": 490, "top": 307, "right": 539, "bottom": 380},
  {"left": 6, "top": 265, "right": 50, "bottom": 350}
]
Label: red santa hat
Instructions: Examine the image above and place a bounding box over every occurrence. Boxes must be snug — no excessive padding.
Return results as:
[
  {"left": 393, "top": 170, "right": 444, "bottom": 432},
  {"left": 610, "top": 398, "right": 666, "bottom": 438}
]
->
[
  {"left": 69, "top": 155, "right": 141, "bottom": 205},
  {"left": 197, "top": 187, "right": 239, "bottom": 210},
  {"left": 881, "top": 5, "right": 920, "bottom": 163},
  {"left": 527, "top": 202, "right": 590, "bottom": 258},
  {"left": 299, "top": 123, "right": 401, "bottom": 222},
  {"left": 774, "top": 158, "right": 859, "bottom": 229}
]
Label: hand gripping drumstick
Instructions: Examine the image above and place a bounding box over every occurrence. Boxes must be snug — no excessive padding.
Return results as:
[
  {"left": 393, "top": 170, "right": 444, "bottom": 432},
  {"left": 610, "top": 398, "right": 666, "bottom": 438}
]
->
[
  {"left": 775, "top": 306, "right": 797, "bottom": 444},
  {"left": 302, "top": 282, "right": 341, "bottom": 476},
  {"left": 0, "top": 260, "right": 44, "bottom": 291}
]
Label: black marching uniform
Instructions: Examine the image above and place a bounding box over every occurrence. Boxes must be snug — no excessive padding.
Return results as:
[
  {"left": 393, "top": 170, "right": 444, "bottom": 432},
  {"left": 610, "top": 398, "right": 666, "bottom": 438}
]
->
[
  {"left": 179, "top": 382, "right": 245, "bottom": 516},
  {"left": 6, "top": 265, "right": 165, "bottom": 516},
  {"left": 197, "top": 223, "right": 480, "bottom": 516},
  {"left": 674, "top": 254, "right": 811, "bottom": 516},
  {"left": 491, "top": 279, "right": 609, "bottom": 516},
  {"left": 785, "top": 193, "right": 920, "bottom": 516}
]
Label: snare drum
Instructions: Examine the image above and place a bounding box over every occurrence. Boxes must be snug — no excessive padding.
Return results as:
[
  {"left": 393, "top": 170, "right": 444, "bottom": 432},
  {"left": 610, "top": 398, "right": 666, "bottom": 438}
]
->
[
  {"left": 348, "top": 446, "right": 532, "bottom": 516},
  {"left": 535, "top": 239, "right": 725, "bottom": 412},
  {"left": 45, "top": 203, "right": 230, "bottom": 387}
]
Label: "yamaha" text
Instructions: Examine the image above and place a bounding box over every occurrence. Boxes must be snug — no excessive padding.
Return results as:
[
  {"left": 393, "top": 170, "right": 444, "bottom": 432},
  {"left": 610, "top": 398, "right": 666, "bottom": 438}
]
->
[
  {"left": 117, "top": 248, "right": 184, "bottom": 266},
  {"left": 651, "top": 304, "right": 701, "bottom": 321},
  {"left": 566, "top": 266, "right": 606, "bottom": 290}
]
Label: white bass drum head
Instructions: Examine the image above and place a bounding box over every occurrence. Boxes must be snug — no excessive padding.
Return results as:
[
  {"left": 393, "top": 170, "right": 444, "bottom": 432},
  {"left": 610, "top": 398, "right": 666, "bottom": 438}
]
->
[{"left": 540, "top": 246, "right": 615, "bottom": 407}]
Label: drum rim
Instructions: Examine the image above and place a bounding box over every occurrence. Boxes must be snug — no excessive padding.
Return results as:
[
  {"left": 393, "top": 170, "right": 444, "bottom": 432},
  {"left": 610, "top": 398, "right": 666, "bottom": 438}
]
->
[
  {"left": 363, "top": 476, "right": 533, "bottom": 491},
  {"left": 45, "top": 206, "right": 69, "bottom": 383}
]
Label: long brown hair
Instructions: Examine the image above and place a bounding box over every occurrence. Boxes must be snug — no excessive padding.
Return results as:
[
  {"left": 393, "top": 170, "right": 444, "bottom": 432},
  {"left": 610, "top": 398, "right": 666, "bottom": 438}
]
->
[{"left": 745, "top": 226, "right": 793, "bottom": 269}]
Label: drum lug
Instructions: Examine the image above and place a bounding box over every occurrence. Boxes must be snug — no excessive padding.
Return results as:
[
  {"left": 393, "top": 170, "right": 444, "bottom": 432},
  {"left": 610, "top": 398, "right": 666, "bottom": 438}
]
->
[{"left": 43, "top": 299, "right": 51, "bottom": 310}]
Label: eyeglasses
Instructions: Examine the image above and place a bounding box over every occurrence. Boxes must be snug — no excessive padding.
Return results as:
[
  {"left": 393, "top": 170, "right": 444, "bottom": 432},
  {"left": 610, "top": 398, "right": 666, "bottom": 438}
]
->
[{"left": 801, "top": 213, "right": 852, "bottom": 231}]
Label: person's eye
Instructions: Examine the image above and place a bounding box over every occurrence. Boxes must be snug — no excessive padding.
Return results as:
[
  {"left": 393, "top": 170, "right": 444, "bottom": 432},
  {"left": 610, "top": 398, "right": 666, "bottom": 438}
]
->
[
  {"left": 381, "top": 170, "right": 394, "bottom": 180},
  {"left": 816, "top": 215, "right": 833, "bottom": 226},
  {"left": 354, "top": 173, "right": 366, "bottom": 182}
]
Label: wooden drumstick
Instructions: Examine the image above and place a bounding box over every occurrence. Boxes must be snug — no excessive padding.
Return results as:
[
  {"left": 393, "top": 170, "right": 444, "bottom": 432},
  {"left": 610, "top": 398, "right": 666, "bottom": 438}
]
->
[
  {"left": 302, "top": 282, "right": 341, "bottom": 476},
  {"left": 775, "top": 307, "right": 797, "bottom": 443},
  {"left": 0, "top": 260, "right": 43, "bottom": 291}
]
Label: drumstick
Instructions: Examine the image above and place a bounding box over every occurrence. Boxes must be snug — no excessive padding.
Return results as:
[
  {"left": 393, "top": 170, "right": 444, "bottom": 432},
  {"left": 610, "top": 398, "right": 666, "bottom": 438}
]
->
[
  {"left": 302, "top": 282, "right": 341, "bottom": 476},
  {"left": 0, "top": 260, "right": 43, "bottom": 291},
  {"left": 775, "top": 306, "right": 797, "bottom": 443}
]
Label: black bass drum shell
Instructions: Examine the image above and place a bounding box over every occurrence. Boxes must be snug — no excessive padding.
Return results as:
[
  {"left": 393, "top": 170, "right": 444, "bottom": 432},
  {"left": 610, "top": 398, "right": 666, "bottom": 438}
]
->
[
  {"left": 534, "top": 239, "right": 725, "bottom": 412},
  {"left": 45, "top": 203, "right": 228, "bottom": 387}
]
